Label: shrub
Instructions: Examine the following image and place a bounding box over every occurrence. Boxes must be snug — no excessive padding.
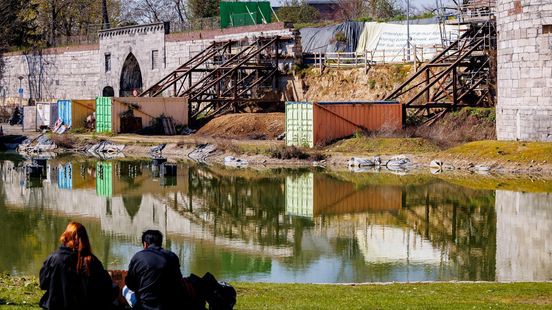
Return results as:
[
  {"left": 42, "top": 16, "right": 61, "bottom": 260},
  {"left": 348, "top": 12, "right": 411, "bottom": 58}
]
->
[
  {"left": 270, "top": 145, "right": 309, "bottom": 160},
  {"left": 50, "top": 134, "right": 76, "bottom": 149}
]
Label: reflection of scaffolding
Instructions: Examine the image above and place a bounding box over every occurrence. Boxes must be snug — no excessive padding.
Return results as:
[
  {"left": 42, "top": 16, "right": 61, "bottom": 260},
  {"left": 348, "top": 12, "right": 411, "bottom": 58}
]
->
[
  {"left": 386, "top": 0, "right": 496, "bottom": 120},
  {"left": 140, "top": 37, "right": 289, "bottom": 120}
]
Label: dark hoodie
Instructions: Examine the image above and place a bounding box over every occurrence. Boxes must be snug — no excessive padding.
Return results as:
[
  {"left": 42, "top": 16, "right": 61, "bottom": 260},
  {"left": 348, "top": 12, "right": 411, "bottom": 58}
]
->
[
  {"left": 125, "top": 245, "right": 183, "bottom": 310},
  {"left": 39, "top": 246, "right": 113, "bottom": 309}
]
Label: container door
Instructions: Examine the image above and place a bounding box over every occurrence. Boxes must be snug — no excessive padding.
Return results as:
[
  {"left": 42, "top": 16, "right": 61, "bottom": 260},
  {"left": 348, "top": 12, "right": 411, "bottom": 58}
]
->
[
  {"left": 49, "top": 102, "right": 58, "bottom": 128},
  {"left": 22, "top": 106, "right": 37, "bottom": 131},
  {"left": 36, "top": 104, "right": 46, "bottom": 127},
  {"left": 95, "top": 162, "right": 112, "bottom": 197},
  {"left": 96, "top": 97, "right": 112, "bottom": 133},
  {"left": 285, "top": 102, "right": 314, "bottom": 147},
  {"left": 57, "top": 100, "right": 70, "bottom": 127}
]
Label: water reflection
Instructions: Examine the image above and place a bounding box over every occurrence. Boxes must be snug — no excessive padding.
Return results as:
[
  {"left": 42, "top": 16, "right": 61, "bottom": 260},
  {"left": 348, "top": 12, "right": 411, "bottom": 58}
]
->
[{"left": 0, "top": 156, "right": 551, "bottom": 283}]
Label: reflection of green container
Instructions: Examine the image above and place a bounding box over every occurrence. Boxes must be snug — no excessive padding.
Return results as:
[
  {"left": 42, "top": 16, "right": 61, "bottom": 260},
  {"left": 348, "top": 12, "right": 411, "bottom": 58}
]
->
[
  {"left": 285, "top": 102, "right": 314, "bottom": 148},
  {"left": 96, "top": 162, "right": 113, "bottom": 197},
  {"left": 219, "top": 1, "right": 272, "bottom": 28},
  {"left": 285, "top": 173, "right": 314, "bottom": 218},
  {"left": 96, "top": 97, "right": 112, "bottom": 133}
]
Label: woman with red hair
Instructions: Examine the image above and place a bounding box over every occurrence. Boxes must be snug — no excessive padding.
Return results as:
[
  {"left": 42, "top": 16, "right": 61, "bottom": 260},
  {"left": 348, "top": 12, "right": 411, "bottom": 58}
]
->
[{"left": 39, "top": 221, "right": 113, "bottom": 309}]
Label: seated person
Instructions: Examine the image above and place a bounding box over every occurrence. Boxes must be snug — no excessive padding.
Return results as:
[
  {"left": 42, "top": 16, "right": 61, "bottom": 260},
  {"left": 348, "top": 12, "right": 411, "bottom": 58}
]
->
[
  {"left": 125, "top": 230, "right": 183, "bottom": 310},
  {"left": 39, "top": 221, "right": 113, "bottom": 309}
]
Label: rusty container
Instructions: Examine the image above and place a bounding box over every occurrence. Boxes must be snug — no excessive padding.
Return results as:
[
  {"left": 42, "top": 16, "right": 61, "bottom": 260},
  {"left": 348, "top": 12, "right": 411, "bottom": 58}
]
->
[{"left": 286, "top": 101, "right": 402, "bottom": 147}]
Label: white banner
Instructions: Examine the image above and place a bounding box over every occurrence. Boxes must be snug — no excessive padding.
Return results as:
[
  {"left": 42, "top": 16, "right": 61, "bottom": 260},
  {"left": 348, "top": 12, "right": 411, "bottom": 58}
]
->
[{"left": 356, "top": 22, "right": 461, "bottom": 63}]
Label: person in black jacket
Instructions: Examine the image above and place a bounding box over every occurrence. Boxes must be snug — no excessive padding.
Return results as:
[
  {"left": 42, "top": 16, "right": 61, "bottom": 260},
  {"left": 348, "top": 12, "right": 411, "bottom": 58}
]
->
[
  {"left": 125, "top": 230, "right": 183, "bottom": 310},
  {"left": 39, "top": 221, "right": 113, "bottom": 310}
]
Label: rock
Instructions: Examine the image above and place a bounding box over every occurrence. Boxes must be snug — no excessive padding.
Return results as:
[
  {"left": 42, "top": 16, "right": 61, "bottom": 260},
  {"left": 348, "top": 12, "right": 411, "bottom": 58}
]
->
[
  {"left": 474, "top": 165, "right": 491, "bottom": 172},
  {"left": 150, "top": 143, "right": 166, "bottom": 155},
  {"left": 430, "top": 160, "right": 443, "bottom": 168},
  {"left": 386, "top": 156, "right": 410, "bottom": 168},
  {"left": 224, "top": 156, "right": 248, "bottom": 168},
  {"left": 372, "top": 156, "right": 382, "bottom": 166},
  {"left": 347, "top": 157, "right": 374, "bottom": 167},
  {"left": 276, "top": 133, "right": 286, "bottom": 140},
  {"left": 188, "top": 144, "right": 217, "bottom": 162}
]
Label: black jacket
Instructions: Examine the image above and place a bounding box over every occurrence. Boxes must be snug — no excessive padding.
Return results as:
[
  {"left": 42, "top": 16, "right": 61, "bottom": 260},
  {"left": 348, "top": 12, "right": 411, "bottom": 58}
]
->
[
  {"left": 125, "top": 245, "right": 183, "bottom": 310},
  {"left": 39, "top": 246, "right": 113, "bottom": 310}
]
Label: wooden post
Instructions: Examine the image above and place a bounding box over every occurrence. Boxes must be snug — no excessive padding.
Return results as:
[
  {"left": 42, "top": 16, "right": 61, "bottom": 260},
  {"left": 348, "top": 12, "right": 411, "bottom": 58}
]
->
[
  {"left": 413, "top": 44, "right": 417, "bottom": 69},
  {"left": 425, "top": 68, "right": 430, "bottom": 104},
  {"left": 364, "top": 51, "right": 368, "bottom": 74},
  {"left": 383, "top": 50, "right": 386, "bottom": 64},
  {"left": 337, "top": 53, "right": 340, "bottom": 69},
  {"left": 452, "top": 67, "right": 458, "bottom": 107}
]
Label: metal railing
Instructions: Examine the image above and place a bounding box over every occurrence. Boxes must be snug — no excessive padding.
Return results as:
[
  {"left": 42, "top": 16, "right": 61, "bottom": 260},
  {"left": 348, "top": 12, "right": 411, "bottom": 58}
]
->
[
  {"left": 171, "top": 17, "right": 221, "bottom": 33},
  {"left": 305, "top": 44, "right": 446, "bottom": 72}
]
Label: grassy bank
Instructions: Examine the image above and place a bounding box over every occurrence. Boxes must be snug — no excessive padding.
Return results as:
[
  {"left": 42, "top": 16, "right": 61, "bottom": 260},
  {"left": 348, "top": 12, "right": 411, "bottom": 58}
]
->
[{"left": 2, "top": 275, "right": 552, "bottom": 309}]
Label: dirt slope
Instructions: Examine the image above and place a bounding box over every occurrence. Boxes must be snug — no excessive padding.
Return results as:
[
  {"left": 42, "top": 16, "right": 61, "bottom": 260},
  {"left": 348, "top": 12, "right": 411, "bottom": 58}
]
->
[
  {"left": 197, "top": 113, "right": 285, "bottom": 140},
  {"left": 301, "top": 65, "right": 413, "bottom": 102}
]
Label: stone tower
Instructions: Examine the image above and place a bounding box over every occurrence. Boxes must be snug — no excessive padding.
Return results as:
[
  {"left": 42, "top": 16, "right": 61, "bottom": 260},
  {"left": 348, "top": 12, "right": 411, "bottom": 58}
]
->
[{"left": 496, "top": 0, "right": 552, "bottom": 141}]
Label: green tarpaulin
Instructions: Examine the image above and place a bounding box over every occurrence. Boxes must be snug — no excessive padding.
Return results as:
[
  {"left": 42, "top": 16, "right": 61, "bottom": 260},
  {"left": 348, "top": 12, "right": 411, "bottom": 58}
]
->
[{"left": 220, "top": 1, "right": 271, "bottom": 28}]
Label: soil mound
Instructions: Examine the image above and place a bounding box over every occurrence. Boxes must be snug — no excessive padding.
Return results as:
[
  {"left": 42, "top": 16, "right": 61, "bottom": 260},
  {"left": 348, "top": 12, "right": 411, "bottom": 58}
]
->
[{"left": 197, "top": 113, "right": 285, "bottom": 140}]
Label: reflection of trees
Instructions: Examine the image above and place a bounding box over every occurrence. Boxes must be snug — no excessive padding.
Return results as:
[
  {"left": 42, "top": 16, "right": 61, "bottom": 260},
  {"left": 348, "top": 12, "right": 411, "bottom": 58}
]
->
[
  {"left": 181, "top": 166, "right": 298, "bottom": 247},
  {"left": 400, "top": 182, "right": 496, "bottom": 281},
  {"left": 0, "top": 206, "right": 117, "bottom": 276}
]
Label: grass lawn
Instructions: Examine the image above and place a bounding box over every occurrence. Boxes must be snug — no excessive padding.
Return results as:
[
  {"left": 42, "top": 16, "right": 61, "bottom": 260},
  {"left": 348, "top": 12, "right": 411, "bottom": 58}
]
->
[
  {"left": 327, "top": 137, "right": 441, "bottom": 155},
  {"left": 2, "top": 275, "right": 552, "bottom": 309},
  {"left": 443, "top": 140, "right": 552, "bottom": 163}
]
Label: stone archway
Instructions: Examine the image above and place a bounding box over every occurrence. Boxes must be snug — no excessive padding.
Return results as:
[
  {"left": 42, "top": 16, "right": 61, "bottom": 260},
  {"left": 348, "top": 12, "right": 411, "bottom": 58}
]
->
[
  {"left": 102, "top": 86, "right": 114, "bottom": 97},
  {"left": 119, "top": 53, "right": 143, "bottom": 97}
]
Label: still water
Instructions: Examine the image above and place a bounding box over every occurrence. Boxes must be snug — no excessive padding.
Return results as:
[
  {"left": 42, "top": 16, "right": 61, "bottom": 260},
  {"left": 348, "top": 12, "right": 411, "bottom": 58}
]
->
[{"left": 0, "top": 154, "right": 551, "bottom": 283}]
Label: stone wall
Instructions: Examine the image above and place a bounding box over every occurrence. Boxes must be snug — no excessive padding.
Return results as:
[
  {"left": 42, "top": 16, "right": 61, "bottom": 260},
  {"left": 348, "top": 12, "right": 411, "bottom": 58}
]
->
[
  {"left": 1, "top": 46, "right": 100, "bottom": 105},
  {"left": 0, "top": 22, "right": 295, "bottom": 104},
  {"left": 496, "top": 0, "right": 552, "bottom": 141}
]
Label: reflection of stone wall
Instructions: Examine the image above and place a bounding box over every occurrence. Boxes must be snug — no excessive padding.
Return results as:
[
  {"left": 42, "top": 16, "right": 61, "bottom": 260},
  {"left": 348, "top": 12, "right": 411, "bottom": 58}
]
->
[
  {"left": 1, "top": 167, "right": 292, "bottom": 256},
  {"left": 496, "top": 190, "right": 552, "bottom": 281}
]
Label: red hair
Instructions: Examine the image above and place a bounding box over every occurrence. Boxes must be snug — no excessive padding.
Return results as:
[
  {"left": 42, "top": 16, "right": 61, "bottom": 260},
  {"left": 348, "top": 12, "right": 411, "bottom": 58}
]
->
[{"left": 60, "top": 222, "right": 93, "bottom": 275}]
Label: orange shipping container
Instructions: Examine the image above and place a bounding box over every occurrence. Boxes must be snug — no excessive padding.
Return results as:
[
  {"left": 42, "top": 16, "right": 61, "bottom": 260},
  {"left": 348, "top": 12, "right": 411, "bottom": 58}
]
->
[{"left": 286, "top": 101, "right": 403, "bottom": 147}]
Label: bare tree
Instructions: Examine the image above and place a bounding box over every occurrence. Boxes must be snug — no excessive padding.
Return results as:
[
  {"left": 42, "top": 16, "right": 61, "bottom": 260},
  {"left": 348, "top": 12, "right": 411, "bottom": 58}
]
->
[
  {"left": 120, "top": 0, "right": 180, "bottom": 24},
  {"left": 336, "top": 0, "right": 367, "bottom": 20},
  {"left": 173, "top": 0, "right": 190, "bottom": 24}
]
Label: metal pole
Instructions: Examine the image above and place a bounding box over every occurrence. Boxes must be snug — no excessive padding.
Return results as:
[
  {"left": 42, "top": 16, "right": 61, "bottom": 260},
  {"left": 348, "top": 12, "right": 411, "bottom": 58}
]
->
[
  {"left": 18, "top": 76, "right": 23, "bottom": 108},
  {"left": 407, "top": 0, "right": 411, "bottom": 61}
]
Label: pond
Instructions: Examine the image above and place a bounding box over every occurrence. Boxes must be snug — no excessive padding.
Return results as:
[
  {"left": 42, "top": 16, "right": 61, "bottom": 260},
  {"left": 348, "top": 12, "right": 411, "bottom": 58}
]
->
[{"left": 0, "top": 154, "right": 551, "bottom": 283}]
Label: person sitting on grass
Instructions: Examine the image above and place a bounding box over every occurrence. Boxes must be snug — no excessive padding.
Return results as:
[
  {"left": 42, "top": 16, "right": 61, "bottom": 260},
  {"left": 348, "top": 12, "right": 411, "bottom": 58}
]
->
[
  {"left": 39, "top": 221, "right": 114, "bottom": 309},
  {"left": 125, "top": 230, "right": 183, "bottom": 310}
]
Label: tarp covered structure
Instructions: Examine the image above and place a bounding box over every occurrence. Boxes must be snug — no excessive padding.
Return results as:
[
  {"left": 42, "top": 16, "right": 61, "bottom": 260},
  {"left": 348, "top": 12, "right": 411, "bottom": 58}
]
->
[
  {"left": 355, "top": 22, "right": 460, "bottom": 62},
  {"left": 300, "top": 21, "right": 364, "bottom": 53},
  {"left": 300, "top": 20, "right": 461, "bottom": 63}
]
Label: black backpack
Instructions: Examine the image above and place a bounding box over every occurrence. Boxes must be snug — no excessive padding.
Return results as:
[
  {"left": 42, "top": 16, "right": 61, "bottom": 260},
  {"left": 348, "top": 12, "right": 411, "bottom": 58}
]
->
[{"left": 182, "top": 272, "right": 236, "bottom": 310}]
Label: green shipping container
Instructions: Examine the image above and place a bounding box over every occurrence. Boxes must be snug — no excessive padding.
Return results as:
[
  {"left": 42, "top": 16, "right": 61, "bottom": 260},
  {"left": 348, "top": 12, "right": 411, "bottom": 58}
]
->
[
  {"left": 96, "top": 162, "right": 113, "bottom": 197},
  {"left": 219, "top": 1, "right": 272, "bottom": 28},
  {"left": 96, "top": 97, "right": 112, "bottom": 133},
  {"left": 285, "top": 102, "right": 314, "bottom": 147}
]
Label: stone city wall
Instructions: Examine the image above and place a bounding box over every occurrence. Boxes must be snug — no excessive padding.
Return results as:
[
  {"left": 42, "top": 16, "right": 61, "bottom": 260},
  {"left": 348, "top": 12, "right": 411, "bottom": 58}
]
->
[
  {"left": 496, "top": 0, "right": 552, "bottom": 141},
  {"left": 0, "top": 22, "right": 295, "bottom": 105}
]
